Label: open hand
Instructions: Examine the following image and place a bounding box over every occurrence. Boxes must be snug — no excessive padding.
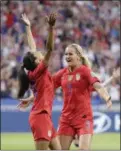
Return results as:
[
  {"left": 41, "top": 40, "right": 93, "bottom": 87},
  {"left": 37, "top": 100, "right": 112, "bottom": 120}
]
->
[
  {"left": 112, "top": 68, "right": 120, "bottom": 80},
  {"left": 106, "top": 100, "right": 112, "bottom": 109},
  {"left": 45, "top": 12, "right": 57, "bottom": 27},
  {"left": 21, "top": 13, "right": 31, "bottom": 26}
]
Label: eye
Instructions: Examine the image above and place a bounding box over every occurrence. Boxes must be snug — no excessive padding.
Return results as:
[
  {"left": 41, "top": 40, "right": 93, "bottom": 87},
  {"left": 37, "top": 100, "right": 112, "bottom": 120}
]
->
[{"left": 68, "top": 53, "right": 73, "bottom": 56}]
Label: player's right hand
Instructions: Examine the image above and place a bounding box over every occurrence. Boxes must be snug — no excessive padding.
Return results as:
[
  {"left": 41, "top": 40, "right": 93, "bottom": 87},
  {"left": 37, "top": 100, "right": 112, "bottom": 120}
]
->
[{"left": 21, "top": 13, "right": 31, "bottom": 26}]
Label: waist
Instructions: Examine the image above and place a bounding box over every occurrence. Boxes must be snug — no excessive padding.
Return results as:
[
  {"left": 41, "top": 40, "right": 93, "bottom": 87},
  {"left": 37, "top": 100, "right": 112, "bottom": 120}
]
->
[
  {"left": 61, "top": 106, "right": 92, "bottom": 118},
  {"left": 31, "top": 103, "right": 52, "bottom": 115},
  {"left": 60, "top": 113, "right": 93, "bottom": 124}
]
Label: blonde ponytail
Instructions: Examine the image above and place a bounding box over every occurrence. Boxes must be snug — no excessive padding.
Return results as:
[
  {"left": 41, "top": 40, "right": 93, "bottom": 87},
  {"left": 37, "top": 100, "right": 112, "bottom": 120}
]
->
[{"left": 81, "top": 55, "right": 92, "bottom": 68}]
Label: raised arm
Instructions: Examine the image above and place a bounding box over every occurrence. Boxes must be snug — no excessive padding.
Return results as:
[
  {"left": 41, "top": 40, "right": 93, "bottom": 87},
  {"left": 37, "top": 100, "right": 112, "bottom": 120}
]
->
[
  {"left": 43, "top": 12, "right": 57, "bottom": 65},
  {"left": 21, "top": 14, "right": 36, "bottom": 52}
]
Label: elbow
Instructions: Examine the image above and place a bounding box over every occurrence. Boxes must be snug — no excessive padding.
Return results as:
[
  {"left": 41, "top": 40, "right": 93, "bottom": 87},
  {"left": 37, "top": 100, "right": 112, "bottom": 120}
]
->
[{"left": 93, "top": 82, "right": 102, "bottom": 91}]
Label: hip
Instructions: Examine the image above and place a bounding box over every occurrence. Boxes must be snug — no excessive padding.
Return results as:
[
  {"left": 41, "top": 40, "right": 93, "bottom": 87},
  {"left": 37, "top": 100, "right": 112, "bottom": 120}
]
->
[
  {"left": 59, "top": 113, "right": 93, "bottom": 125},
  {"left": 29, "top": 110, "right": 52, "bottom": 124}
]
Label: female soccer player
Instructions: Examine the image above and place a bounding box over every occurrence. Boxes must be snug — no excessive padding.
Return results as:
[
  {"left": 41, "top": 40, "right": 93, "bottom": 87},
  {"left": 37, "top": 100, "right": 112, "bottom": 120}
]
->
[
  {"left": 52, "top": 43, "right": 112, "bottom": 150},
  {"left": 17, "top": 13, "right": 61, "bottom": 150}
]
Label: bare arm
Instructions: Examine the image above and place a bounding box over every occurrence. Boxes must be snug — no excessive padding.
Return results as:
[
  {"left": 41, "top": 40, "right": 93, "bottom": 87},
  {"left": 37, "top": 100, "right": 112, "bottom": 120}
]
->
[
  {"left": 43, "top": 13, "right": 57, "bottom": 65},
  {"left": 93, "top": 82, "right": 112, "bottom": 109},
  {"left": 102, "top": 76, "right": 113, "bottom": 87},
  {"left": 21, "top": 14, "right": 36, "bottom": 52},
  {"left": 102, "top": 68, "right": 120, "bottom": 87},
  {"left": 44, "top": 26, "right": 54, "bottom": 65},
  {"left": 17, "top": 92, "right": 34, "bottom": 109}
]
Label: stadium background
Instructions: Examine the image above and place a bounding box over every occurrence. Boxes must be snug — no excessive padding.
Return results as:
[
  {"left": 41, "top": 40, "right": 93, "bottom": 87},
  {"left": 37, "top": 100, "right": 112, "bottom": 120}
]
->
[{"left": 1, "top": 0, "right": 120, "bottom": 150}]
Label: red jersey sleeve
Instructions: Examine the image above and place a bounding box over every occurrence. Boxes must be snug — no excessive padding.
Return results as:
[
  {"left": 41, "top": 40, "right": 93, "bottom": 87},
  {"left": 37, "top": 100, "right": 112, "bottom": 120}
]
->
[
  {"left": 52, "top": 68, "right": 66, "bottom": 89},
  {"left": 83, "top": 66, "right": 100, "bottom": 86},
  {"left": 28, "top": 61, "right": 47, "bottom": 81},
  {"left": 89, "top": 77, "right": 100, "bottom": 92}
]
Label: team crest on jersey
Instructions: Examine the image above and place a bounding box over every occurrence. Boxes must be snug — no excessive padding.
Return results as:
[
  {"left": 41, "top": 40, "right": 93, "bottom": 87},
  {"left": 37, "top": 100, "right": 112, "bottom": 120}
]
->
[
  {"left": 76, "top": 73, "right": 81, "bottom": 81},
  {"left": 68, "top": 75, "right": 73, "bottom": 81},
  {"left": 48, "top": 130, "right": 52, "bottom": 137}
]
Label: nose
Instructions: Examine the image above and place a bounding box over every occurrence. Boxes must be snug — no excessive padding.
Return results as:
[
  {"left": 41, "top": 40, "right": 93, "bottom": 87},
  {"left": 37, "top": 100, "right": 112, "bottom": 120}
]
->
[
  {"left": 66, "top": 54, "right": 70, "bottom": 58},
  {"left": 66, "top": 56, "right": 70, "bottom": 60}
]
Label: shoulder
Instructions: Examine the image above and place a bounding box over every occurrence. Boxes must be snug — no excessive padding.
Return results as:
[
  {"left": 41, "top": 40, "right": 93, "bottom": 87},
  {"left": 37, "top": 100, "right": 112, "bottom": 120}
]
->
[
  {"left": 53, "top": 68, "right": 67, "bottom": 80},
  {"left": 57, "top": 68, "right": 67, "bottom": 75},
  {"left": 81, "top": 65, "right": 90, "bottom": 70},
  {"left": 79, "top": 65, "right": 91, "bottom": 73}
]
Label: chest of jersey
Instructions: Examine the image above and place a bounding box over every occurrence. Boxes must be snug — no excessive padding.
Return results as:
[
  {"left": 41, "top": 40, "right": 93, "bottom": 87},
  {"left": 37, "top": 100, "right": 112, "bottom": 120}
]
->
[{"left": 61, "top": 72, "right": 89, "bottom": 92}]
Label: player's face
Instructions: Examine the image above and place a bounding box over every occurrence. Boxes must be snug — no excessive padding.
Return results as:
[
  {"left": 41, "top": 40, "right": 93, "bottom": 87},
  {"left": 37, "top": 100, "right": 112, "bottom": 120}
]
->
[
  {"left": 33, "top": 52, "right": 44, "bottom": 65},
  {"left": 65, "top": 47, "right": 80, "bottom": 67}
]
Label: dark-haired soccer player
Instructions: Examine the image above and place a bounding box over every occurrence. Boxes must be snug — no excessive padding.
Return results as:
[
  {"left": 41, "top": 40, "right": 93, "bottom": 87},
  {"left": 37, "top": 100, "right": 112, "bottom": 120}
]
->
[{"left": 17, "top": 13, "right": 61, "bottom": 150}]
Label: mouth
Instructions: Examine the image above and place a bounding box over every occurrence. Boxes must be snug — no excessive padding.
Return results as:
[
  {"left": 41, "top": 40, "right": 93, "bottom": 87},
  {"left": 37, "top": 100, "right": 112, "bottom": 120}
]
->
[{"left": 66, "top": 59, "right": 72, "bottom": 63}]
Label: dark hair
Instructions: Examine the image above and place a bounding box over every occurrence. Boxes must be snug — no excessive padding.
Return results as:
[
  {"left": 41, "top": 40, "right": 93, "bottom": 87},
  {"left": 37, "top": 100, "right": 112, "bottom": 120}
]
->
[{"left": 17, "top": 52, "right": 37, "bottom": 98}]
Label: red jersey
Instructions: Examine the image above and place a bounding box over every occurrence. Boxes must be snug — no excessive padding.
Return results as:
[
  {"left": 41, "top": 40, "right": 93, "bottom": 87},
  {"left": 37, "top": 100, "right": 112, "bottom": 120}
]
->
[
  {"left": 28, "top": 61, "right": 54, "bottom": 116},
  {"left": 53, "top": 65, "right": 100, "bottom": 119}
]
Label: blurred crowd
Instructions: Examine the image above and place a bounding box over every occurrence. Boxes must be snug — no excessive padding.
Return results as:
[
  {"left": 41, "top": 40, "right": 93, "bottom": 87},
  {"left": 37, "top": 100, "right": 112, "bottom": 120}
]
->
[{"left": 1, "top": 0, "right": 120, "bottom": 103}]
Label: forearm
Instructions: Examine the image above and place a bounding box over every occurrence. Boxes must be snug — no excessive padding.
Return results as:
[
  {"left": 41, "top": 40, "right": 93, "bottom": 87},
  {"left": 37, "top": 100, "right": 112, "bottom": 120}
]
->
[
  {"left": 46, "top": 26, "right": 54, "bottom": 51},
  {"left": 44, "top": 26, "right": 54, "bottom": 64},
  {"left": 26, "top": 26, "right": 36, "bottom": 51},
  {"left": 93, "top": 82, "right": 111, "bottom": 102},
  {"left": 102, "top": 76, "right": 113, "bottom": 87}
]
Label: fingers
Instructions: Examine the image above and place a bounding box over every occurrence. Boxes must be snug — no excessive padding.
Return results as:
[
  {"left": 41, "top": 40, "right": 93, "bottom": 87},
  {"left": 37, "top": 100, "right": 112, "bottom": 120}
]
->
[
  {"left": 21, "top": 13, "right": 26, "bottom": 20},
  {"left": 46, "top": 12, "right": 57, "bottom": 26},
  {"left": 17, "top": 102, "right": 28, "bottom": 110},
  {"left": 49, "top": 12, "right": 57, "bottom": 22},
  {"left": 107, "top": 101, "right": 112, "bottom": 109},
  {"left": 17, "top": 104, "right": 27, "bottom": 111},
  {"left": 17, "top": 103, "right": 23, "bottom": 109},
  {"left": 17, "top": 100, "right": 28, "bottom": 108},
  {"left": 45, "top": 16, "right": 49, "bottom": 23},
  {"left": 50, "top": 12, "right": 57, "bottom": 19},
  {"left": 113, "top": 68, "right": 120, "bottom": 79},
  {"left": 19, "top": 99, "right": 28, "bottom": 102},
  {"left": 21, "top": 13, "right": 29, "bottom": 22}
]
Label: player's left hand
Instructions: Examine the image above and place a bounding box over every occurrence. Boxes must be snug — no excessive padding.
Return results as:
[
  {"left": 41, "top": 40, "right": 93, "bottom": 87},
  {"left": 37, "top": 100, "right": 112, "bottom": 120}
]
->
[
  {"left": 45, "top": 12, "right": 57, "bottom": 27},
  {"left": 106, "top": 100, "right": 112, "bottom": 109},
  {"left": 112, "top": 68, "right": 120, "bottom": 80},
  {"left": 17, "top": 99, "right": 31, "bottom": 110}
]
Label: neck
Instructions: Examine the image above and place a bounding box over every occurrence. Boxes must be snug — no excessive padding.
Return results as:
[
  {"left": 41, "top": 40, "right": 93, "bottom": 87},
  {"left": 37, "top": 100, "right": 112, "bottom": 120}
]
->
[{"left": 69, "top": 63, "right": 81, "bottom": 72}]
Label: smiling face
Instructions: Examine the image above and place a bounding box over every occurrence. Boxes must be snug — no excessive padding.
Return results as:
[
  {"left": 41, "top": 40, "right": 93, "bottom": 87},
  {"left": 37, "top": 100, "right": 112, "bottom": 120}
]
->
[{"left": 65, "top": 46, "right": 81, "bottom": 68}]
